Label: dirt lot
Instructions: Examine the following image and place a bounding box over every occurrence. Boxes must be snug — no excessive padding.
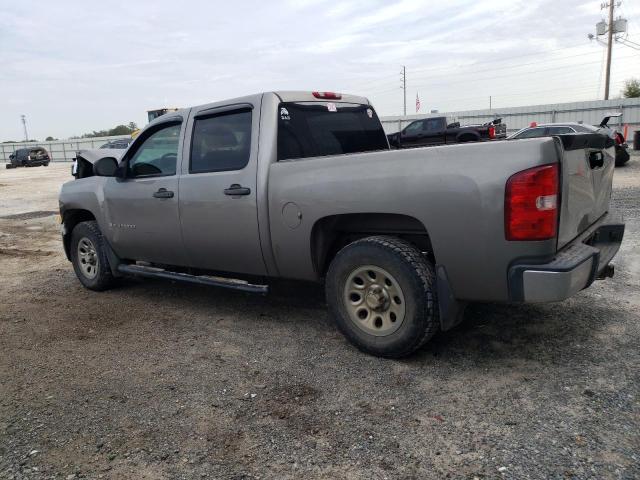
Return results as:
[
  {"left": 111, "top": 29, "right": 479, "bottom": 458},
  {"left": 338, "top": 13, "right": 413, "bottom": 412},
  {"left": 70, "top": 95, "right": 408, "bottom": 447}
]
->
[{"left": 1, "top": 159, "right": 639, "bottom": 480}]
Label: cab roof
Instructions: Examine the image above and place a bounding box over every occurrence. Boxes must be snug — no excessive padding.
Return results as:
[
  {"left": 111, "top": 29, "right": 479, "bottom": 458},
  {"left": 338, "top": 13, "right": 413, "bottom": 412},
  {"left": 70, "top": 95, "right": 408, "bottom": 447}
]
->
[{"left": 146, "top": 91, "right": 372, "bottom": 130}]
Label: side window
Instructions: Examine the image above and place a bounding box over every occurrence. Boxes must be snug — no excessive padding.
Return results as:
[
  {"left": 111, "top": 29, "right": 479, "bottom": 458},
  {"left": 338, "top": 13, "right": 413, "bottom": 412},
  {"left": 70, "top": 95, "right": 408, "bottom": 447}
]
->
[
  {"left": 128, "top": 123, "right": 181, "bottom": 177},
  {"left": 404, "top": 121, "right": 423, "bottom": 134},
  {"left": 547, "top": 126, "right": 574, "bottom": 135},
  {"left": 515, "top": 128, "right": 546, "bottom": 139},
  {"left": 424, "top": 118, "right": 442, "bottom": 132},
  {"left": 190, "top": 109, "right": 252, "bottom": 173}
]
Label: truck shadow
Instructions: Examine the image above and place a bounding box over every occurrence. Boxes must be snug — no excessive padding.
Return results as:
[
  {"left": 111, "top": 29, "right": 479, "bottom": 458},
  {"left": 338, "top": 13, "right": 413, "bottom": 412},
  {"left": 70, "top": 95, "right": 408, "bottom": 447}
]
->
[{"left": 117, "top": 275, "right": 620, "bottom": 365}]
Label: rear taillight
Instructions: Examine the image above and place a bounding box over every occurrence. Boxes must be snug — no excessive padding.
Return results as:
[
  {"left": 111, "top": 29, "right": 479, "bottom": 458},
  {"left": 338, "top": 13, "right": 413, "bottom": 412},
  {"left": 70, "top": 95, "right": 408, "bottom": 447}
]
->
[
  {"left": 312, "top": 91, "right": 342, "bottom": 100},
  {"left": 505, "top": 164, "right": 559, "bottom": 241},
  {"left": 488, "top": 125, "right": 496, "bottom": 139}
]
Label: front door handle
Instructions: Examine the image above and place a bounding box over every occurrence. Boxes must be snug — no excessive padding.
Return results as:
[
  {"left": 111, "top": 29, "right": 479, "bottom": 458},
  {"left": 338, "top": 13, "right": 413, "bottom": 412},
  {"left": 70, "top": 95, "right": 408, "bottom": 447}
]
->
[
  {"left": 153, "top": 188, "right": 174, "bottom": 199},
  {"left": 224, "top": 184, "right": 251, "bottom": 196}
]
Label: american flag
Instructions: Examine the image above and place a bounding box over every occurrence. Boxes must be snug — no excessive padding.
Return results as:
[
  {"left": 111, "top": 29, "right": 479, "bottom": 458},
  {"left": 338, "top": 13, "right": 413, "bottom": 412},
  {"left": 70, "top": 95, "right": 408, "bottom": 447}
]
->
[{"left": 416, "top": 93, "right": 421, "bottom": 113}]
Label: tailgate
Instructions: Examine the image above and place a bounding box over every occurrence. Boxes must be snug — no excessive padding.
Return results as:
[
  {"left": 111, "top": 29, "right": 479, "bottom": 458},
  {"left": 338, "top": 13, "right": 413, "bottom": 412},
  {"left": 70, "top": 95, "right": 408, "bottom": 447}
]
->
[{"left": 557, "top": 134, "right": 615, "bottom": 248}]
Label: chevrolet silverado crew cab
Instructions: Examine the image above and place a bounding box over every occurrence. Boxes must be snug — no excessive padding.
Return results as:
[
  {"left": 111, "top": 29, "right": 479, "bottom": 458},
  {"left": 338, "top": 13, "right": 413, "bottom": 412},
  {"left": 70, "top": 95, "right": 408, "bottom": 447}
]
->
[{"left": 59, "top": 91, "right": 624, "bottom": 358}]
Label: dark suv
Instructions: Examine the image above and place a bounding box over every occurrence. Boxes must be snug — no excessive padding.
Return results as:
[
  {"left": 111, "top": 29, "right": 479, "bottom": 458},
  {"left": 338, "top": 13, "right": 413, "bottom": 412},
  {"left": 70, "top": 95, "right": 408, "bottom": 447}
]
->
[{"left": 6, "top": 147, "right": 51, "bottom": 169}]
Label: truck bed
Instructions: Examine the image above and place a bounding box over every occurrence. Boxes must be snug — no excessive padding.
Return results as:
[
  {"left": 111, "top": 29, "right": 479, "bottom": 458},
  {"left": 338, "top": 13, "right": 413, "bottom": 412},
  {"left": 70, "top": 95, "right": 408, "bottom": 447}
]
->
[{"left": 267, "top": 136, "right": 615, "bottom": 303}]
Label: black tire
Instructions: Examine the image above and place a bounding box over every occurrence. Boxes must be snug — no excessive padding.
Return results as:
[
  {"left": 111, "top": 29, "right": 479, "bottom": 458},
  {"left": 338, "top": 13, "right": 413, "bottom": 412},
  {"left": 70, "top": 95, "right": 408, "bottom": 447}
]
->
[
  {"left": 70, "top": 221, "right": 116, "bottom": 291},
  {"left": 615, "top": 148, "right": 630, "bottom": 167},
  {"left": 326, "top": 236, "right": 439, "bottom": 358}
]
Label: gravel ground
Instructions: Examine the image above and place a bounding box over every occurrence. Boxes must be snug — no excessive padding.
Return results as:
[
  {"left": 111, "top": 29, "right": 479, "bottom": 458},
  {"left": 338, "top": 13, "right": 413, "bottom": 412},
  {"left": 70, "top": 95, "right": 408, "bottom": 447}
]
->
[{"left": 1, "top": 158, "right": 639, "bottom": 480}]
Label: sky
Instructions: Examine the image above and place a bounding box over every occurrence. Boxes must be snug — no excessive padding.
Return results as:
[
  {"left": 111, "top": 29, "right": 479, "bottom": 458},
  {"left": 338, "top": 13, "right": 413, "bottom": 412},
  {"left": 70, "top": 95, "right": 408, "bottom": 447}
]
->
[{"left": 1, "top": 0, "right": 640, "bottom": 141}]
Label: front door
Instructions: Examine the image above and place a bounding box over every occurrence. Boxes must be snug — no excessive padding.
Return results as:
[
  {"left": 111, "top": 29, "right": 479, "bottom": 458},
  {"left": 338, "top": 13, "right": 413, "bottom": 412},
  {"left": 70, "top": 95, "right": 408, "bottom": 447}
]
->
[
  {"left": 178, "top": 102, "right": 267, "bottom": 276},
  {"left": 400, "top": 120, "right": 425, "bottom": 148},
  {"left": 103, "top": 119, "right": 188, "bottom": 266}
]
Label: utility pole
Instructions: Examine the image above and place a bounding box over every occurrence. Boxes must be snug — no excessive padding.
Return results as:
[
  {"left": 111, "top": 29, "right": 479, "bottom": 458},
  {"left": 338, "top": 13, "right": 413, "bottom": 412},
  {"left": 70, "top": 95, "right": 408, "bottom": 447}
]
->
[
  {"left": 21, "top": 115, "right": 28, "bottom": 141},
  {"left": 604, "top": 0, "right": 615, "bottom": 100},
  {"left": 400, "top": 66, "right": 407, "bottom": 116},
  {"left": 489, "top": 96, "right": 492, "bottom": 110}
]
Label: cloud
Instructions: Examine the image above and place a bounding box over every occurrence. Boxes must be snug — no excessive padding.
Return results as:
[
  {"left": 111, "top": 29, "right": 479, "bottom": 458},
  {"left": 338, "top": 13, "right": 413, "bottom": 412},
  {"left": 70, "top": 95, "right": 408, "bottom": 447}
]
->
[{"left": 1, "top": 0, "right": 638, "bottom": 139}]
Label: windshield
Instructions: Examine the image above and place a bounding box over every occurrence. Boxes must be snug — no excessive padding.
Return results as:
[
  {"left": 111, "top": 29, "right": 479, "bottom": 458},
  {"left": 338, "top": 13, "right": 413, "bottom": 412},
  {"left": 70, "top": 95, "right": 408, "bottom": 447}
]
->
[{"left": 277, "top": 102, "right": 388, "bottom": 161}]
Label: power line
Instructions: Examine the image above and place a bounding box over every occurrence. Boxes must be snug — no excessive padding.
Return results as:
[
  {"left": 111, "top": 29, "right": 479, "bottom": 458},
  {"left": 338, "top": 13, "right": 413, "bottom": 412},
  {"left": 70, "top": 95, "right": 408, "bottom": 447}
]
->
[
  {"left": 362, "top": 57, "right": 639, "bottom": 97},
  {"left": 350, "top": 49, "right": 617, "bottom": 93},
  {"left": 410, "top": 54, "right": 638, "bottom": 89},
  {"left": 369, "top": 80, "right": 627, "bottom": 109},
  {"left": 346, "top": 46, "right": 605, "bottom": 92},
  {"left": 410, "top": 49, "right": 601, "bottom": 76}
]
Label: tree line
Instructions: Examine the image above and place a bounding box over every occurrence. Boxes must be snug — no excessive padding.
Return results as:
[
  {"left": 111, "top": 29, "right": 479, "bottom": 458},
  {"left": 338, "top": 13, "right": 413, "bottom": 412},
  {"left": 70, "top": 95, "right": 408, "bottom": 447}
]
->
[{"left": 1, "top": 122, "right": 138, "bottom": 143}]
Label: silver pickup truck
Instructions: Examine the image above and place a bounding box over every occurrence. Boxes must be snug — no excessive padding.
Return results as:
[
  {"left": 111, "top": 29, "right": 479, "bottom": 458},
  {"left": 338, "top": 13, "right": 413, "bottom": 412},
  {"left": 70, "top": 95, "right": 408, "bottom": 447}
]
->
[{"left": 59, "top": 91, "right": 624, "bottom": 357}]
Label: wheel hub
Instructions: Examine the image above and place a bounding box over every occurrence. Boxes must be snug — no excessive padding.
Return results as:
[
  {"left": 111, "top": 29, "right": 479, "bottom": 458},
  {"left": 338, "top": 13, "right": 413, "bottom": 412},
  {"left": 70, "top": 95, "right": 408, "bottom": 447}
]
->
[
  {"left": 343, "top": 265, "right": 406, "bottom": 337},
  {"left": 77, "top": 237, "right": 98, "bottom": 279},
  {"left": 365, "top": 285, "right": 390, "bottom": 311}
]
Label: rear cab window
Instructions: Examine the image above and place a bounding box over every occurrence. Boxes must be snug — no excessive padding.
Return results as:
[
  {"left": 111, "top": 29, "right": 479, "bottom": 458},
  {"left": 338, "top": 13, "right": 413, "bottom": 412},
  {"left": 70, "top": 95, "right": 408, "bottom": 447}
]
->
[
  {"left": 277, "top": 102, "right": 388, "bottom": 161},
  {"left": 190, "top": 109, "right": 252, "bottom": 173}
]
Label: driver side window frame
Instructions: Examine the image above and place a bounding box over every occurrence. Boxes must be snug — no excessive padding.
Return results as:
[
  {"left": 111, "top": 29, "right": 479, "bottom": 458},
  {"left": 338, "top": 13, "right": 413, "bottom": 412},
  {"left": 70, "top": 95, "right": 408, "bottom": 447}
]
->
[{"left": 123, "top": 119, "right": 183, "bottom": 179}]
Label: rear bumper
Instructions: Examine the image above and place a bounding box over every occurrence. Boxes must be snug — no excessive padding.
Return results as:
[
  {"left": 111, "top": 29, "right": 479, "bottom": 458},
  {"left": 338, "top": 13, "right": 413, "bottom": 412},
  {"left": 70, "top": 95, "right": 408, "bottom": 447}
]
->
[{"left": 508, "top": 211, "right": 624, "bottom": 303}]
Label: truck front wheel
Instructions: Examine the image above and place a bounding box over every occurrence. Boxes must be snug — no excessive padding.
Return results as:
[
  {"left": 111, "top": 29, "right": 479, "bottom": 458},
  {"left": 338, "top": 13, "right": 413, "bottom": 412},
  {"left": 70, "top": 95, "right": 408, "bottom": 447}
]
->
[
  {"left": 70, "top": 221, "right": 116, "bottom": 291},
  {"left": 326, "top": 236, "right": 439, "bottom": 358}
]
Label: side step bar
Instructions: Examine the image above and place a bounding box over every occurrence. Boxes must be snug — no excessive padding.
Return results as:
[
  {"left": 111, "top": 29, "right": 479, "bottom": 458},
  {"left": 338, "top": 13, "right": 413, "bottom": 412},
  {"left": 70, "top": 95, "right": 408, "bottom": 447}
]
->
[{"left": 117, "top": 264, "right": 269, "bottom": 294}]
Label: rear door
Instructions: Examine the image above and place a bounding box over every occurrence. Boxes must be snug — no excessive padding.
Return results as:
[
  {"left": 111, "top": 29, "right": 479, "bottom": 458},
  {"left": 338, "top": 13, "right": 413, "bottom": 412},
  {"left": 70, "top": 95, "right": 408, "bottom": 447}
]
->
[
  {"left": 178, "top": 101, "right": 267, "bottom": 276},
  {"left": 422, "top": 118, "right": 446, "bottom": 145}
]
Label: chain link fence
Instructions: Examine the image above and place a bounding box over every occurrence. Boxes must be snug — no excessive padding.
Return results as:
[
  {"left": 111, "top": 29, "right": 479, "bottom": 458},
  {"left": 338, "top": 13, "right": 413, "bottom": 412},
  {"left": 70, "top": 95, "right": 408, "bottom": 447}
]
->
[
  {"left": 379, "top": 97, "right": 640, "bottom": 141},
  {"left": 1, "top": 135, "right": 130, "bottom": 163}
]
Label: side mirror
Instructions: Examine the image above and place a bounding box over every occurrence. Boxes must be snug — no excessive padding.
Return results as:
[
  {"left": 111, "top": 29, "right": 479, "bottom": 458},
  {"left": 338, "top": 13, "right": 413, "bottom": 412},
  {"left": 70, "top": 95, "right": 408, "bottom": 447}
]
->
[{"left": 93, "top": 157, "right": 119, "bottom": 177}]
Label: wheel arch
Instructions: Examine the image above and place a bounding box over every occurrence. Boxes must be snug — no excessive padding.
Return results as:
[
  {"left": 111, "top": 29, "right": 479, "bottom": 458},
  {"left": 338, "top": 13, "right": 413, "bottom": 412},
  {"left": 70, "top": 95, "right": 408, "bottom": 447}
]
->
[
  {"left": 62, "top": 209, "right": 97, "bottom": 260},
  {"left": 456, "top": 130, "right": 481, "bottom": 142},
  {"left": 310, "top": 213, "right": 434, "bottom": 278}
]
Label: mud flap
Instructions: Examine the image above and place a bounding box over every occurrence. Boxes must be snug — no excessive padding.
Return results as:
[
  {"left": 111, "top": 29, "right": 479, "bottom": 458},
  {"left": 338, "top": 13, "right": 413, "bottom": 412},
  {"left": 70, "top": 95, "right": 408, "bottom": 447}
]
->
[{"left": 435, "top": 265, "right": 467, "bottom": 331}]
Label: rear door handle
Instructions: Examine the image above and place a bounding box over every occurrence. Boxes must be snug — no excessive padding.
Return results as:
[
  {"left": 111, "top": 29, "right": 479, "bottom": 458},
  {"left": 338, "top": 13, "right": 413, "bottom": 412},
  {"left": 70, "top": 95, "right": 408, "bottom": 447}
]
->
[
  {"left": 224, "top": 184, "right": 251, "bottom": 196},
  {"left": 153, "top": 188, "right": 174, "bottom": 199}
]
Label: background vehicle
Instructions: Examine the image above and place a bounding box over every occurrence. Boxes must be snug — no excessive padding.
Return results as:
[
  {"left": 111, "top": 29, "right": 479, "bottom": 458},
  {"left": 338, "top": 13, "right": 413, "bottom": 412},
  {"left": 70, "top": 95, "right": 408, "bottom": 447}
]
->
[
  {"left": 59, "top": 91, "right": 623, "bottom": 358},
  {"left": 5, "top": 147, "right": 51, "bottom": 169},
  {"left": 509, "top": 115, "right": 630, "bottom": 166},
  {"left": 147, "top": 107, "right": 179, "bottom": 123},
  {"left": 100, "top": 138, "right": 132, "bottom": 149},
  {"left": 387, "top": 116, "right": 506, "bottom": 148}
]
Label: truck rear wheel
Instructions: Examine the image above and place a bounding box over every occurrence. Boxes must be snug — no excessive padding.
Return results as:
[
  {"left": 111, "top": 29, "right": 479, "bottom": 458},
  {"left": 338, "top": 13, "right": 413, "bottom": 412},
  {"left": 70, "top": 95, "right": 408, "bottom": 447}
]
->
[
  {"left": 70, "top": 221, "right": 116, "bottom": 291},
  {"left": 326, "top": 236, "right": 439, "bottom": 358}
]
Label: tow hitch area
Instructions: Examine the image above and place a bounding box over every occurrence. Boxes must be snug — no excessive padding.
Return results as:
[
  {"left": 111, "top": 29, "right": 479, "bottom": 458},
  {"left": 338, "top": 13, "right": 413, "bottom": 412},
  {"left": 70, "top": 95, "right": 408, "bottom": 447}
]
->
[{"left": 597, "top": 264, "right": 615, "bottom": 280}]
